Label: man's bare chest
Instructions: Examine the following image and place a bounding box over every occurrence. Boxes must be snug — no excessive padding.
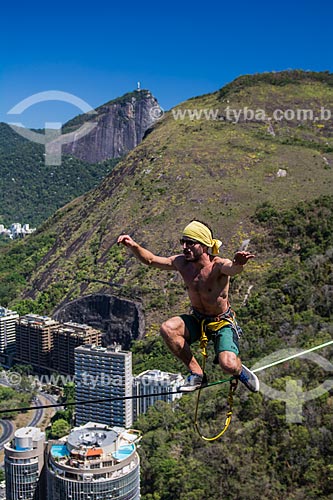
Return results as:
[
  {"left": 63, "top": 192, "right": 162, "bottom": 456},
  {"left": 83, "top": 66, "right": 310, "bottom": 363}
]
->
[{"left": 182, "top": 266, "right": 226, "bottom": 293}]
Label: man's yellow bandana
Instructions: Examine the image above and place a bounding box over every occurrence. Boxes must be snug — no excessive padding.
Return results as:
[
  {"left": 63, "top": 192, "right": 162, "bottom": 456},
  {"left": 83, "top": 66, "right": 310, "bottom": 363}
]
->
[{"left": 182, "top": 221, "right": 222, "bottom": 255}]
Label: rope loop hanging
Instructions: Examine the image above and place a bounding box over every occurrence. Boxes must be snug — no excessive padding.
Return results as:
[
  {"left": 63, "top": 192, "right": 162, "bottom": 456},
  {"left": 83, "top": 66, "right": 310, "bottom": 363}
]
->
[
  {"left": 194, "top": 375, "right": 238, "bottom": 442},
  {"left": 193, "top": 319, "right": 239, "bottom": 441}
]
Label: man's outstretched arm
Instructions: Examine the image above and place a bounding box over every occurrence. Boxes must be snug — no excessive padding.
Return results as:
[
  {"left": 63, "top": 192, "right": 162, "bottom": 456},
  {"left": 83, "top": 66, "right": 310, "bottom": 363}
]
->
[
  {"left": 117, "top": 235, "right": 177, "bottom": 270},
  {"left": 217, "top": 251, "right": 255, "bottom": 276}
]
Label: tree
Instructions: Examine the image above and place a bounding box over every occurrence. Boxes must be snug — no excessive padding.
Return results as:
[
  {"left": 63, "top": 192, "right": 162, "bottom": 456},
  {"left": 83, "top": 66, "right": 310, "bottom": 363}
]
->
[{"left": 49, "top": 419, "right": 70, "bottom": 439}]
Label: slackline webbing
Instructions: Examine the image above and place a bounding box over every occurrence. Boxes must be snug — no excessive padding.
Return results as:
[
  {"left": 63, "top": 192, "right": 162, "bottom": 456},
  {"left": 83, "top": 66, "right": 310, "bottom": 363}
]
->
[{"left": 0, "top": 339, "right": 332, "bottom": 415}]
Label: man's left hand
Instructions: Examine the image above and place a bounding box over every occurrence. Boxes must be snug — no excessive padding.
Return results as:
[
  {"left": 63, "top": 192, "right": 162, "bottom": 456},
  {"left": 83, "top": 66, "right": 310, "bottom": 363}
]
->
[{"left": 233, "top": 251, "right": 255, "bottom": 265}]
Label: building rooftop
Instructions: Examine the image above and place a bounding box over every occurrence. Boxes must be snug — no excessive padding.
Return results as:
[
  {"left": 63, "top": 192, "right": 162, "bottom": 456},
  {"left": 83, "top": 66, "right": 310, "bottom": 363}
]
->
[
  {"left": 67, "top": 425, "right": 118, "bottom": 453},
  {"left": 135, "top": 369, "right": 184, "bottom": 382},
  {"left": 18, "top": 314, "right": 59, "bottom": 327},
  {"left": 5, "top": 426, "right": 45, "bottom": 452},
  {"left": 15, "top": 427, "right": 41, "bottom": 440},
  {"left": 62, "top": 321, "right": 97, "bottom": 331},
  {"left": 75, "top": 344, "right": 129, "bottom": 354},
  {"left": 0, "top": 307, "right": 18, "bottom": 318},
  {"left": 49, "top": 423, "right": 141, "bottom": 470},
  {"left": 57, "top": 322, "right": 101, "bottom": 338}
]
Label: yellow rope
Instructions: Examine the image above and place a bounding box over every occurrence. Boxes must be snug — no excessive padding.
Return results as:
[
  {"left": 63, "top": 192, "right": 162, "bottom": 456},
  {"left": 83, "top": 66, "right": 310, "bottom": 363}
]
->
[
  {"left": 194, "top": 375, "right": 237, "bottom": 441},
  {"left": 199, "top": 319, "right": 209, "bottom": 358},
  {"left": 193, "top": 319, "right": 238, "bottom": 441}
]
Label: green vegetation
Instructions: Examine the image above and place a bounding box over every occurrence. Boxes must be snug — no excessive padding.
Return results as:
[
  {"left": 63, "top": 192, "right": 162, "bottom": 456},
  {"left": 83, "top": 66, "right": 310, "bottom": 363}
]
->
[
  {"left": 0, "top": 231, "right": 57, "bottom": 310},
  {"left": 136, "top": 389, "right": 333, "bottom": 500},
  {"left": 1, "top": 195, "right": 332, "bottom": 497},
  {"left": 132, "top": 335, "right": 184, "bottom": 375},
  {"left": 0, "top": 123, "right": 119, "bottom": 227},
  {"left": 47, "top": 383, "right": 75, "bottom": 438},
  {"left": 48, "top": 418, "right": 71, "bottom": 439},
  {"left": 218, "top": 69, "right": 333, "bottom": 98},
  {"left": 0, "top": 385, "right": 32, "bottom": 419},
  {"left": 236, "top": 195, "right": 333, "bottom": 360},
  {"left": 133, "top": 195, "right": 333, "bottom": 499}
]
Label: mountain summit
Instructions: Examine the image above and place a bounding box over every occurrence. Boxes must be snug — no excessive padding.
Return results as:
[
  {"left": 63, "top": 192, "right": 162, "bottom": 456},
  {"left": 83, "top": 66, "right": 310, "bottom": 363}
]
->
[
  {"left": 60, "top": 89, "right": 160, "bottom": 163},
  {"left": 0, "top": 89, "right": 160, "bottom": 226}
]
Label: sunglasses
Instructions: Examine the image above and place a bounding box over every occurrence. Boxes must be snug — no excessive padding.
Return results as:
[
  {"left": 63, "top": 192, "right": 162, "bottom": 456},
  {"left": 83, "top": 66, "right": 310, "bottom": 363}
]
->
[{"left": 180, "top": 238, "right": 199, "bottom": 246}]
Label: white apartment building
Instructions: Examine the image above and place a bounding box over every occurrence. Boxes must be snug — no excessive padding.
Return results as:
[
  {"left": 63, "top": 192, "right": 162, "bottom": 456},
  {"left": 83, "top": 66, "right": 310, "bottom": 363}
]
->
[
  {"left": 0, "top": 307, "right": 19, "bottom": 354},
  {"left": 10, "top": 223, "right": 36, "bottom": 239},
  {"left": 4, "top": 427, "right": 46, "bottom": 500},
  {"left": 132, "top": 369, "right": 184, "bottom": 420},
  {"left": 75, "top": 344, "right": 133, "bottom": 428},
  {"left": 0, "top": 224, "right": 36, "bottom": 239},
  {"left": 46, "top": 423, "right": 141, "bottom": 500}
]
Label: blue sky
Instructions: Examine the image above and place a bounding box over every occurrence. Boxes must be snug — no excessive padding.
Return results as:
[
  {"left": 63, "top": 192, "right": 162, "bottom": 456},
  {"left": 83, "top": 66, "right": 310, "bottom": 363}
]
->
[{"left": 1, "top": 0, "right": 333, "bottom": 128}]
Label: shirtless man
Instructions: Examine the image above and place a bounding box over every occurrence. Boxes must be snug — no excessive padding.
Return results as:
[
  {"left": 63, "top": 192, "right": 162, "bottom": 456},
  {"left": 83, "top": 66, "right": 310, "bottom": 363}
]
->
[{"left": 117, "top": 220, "right": 259, "bottom": 393}]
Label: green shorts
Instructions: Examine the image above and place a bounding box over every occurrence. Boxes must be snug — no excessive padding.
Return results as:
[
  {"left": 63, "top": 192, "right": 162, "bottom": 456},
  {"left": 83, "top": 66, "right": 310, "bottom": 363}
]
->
[{"left": 180, "top": 313, "right": 240, "bottom": 361}]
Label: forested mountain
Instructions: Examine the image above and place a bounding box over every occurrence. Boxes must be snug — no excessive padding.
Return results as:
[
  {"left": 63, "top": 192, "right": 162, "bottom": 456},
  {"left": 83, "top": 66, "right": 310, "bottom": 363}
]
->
[
  {"left": 0, "top": 122, "right": 119, "bottom": 227},
  {"left": 0, "top": 89, "right": 158, "bottom": 226}
]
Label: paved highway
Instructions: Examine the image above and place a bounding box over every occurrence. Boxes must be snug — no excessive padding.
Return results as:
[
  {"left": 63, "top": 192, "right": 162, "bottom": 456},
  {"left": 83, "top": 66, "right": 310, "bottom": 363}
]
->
[
  {"left": 0, "top": 419, "right": 14, "bottom": 450},
  {"left": 28, "top": 397, "right": 43, "bottom": 428},
  {"left": 0, "top": 386, "right": 59, "bottom": 451}
]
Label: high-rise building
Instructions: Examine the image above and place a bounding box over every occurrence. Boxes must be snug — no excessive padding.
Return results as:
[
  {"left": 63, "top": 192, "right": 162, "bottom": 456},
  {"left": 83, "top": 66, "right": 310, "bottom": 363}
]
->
[
  {"left": 15, "top": 316, "right": 102, "bottom": 375},
  {"left": 46, "top": 422, "right": 141, "bottom": 500},
  {"left": 15, "top": 314, "right": 60, "bottom": 370},
  {"left": 132, "top": 369, "right": 184, "bottom": 420},
  {"left": 75, "top": 344, "right": 133, "bottom": 428},
  {"left": 4, "top": 427, "right": 46, "bottom": 500},
  {"left": 0, "top": 307, "right": 19, "bottom": 354},
  {"left": 53, "top": 322, "right": 101, "bottom": 375}
]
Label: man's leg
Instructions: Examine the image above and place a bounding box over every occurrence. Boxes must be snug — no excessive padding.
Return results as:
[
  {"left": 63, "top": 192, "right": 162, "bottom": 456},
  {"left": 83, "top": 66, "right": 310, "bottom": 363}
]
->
[
  {"left": 160, "top": 316, "right": 203, "bottom": 375},
  {"left": 215, "top": 325, "right": 242, "bottom": 375},
  {"left": 218, "top": 351, "right": 242, "bottom": 376},
  {"left": 215, "top": 327, "right": 259, "bottom": 392}
]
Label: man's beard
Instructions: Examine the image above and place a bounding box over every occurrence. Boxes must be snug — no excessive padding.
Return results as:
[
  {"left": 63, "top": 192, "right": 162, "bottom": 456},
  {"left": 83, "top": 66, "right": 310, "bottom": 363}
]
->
[{"left": 184, "top": 251, "right": 201, "bottom": 261}]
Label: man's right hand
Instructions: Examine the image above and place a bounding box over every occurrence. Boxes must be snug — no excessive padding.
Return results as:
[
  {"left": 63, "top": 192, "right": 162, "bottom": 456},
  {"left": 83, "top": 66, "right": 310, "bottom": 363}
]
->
[
  {"left": 117, "top": 234, "right": 176, "bottom": 270},
  {"left": 117, "top": 235, "right": 137, "bottom": 248}
]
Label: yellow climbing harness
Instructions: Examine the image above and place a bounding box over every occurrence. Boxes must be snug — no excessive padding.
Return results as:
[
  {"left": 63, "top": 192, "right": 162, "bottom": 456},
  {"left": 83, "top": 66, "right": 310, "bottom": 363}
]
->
[{"left": 194, "top": 318, "right": 238, "bottom": 442}]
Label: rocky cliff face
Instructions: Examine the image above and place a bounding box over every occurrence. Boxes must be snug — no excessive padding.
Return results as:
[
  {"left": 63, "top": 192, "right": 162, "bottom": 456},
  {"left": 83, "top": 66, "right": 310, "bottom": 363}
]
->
[
  {"left": 59, "top": 89, "right": 160, "bottom": 163},
  {"left": 53, "top": 294, "right": 145, "bottom": 349}
]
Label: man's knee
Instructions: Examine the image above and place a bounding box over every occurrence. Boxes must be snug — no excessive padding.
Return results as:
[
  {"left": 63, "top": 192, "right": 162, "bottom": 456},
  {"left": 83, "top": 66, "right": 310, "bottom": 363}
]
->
[
  {"left": 218, "top": 351, "right": 241, "bottom": 375},
  {"left": 160, "top": 317, "right": 186, "bottom": 343}
]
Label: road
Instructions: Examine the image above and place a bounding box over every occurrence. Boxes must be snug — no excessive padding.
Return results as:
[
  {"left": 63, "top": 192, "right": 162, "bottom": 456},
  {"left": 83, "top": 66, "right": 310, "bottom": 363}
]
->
[
  {"left": 0, "top": 389, "right": 59, "bottom": 451},
  {"left": 0, "top": 419, "right": 14, "bottom": 450},
  {"left": 0, "top": 385, "right": 60, "bottom": 476},
  {"left": 0, "top": 396, "right": 43, "bottom": 452},
  {"left": 28, "top": 397, "right": 43, "bottom": 428}
]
